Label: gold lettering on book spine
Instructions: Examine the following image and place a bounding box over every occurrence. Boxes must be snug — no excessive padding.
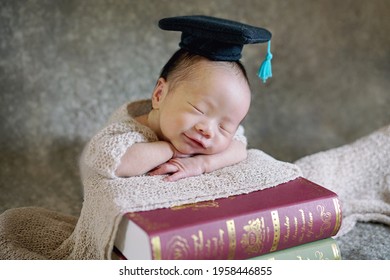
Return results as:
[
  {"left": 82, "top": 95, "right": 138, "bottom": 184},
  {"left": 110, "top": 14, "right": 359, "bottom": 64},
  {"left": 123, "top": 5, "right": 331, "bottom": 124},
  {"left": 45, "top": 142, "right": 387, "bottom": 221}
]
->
[
  {"left": 192, "top": 230, "right": 204, "bottom": 259},
  {"left": 270, "top": 210, "right": 280, "bottom": 252},
  {"left": 226, "top": 220, "right": 236, "bottom": 259},
  {"left": 283, "top": 216, "right": 290, "bottom": 242},
  {"left": 151, "top": 236, "right": 162, "bottom": 260},
  {"left": 314, "top": 250, "right": 325, "bottom": 260},
  {"left": 316, "top": 205, "right": 332, "bottom": 238},
  {"left": 332, "top": 198, "right": 342, "bottom": 236}
]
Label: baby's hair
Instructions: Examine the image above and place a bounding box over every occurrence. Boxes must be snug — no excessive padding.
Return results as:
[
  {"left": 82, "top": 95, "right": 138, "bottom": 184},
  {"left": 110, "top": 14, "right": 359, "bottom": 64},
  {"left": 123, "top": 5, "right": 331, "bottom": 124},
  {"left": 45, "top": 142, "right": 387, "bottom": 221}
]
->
[{"left": 159, "top": 49, "right": 250, "bottom": 90}]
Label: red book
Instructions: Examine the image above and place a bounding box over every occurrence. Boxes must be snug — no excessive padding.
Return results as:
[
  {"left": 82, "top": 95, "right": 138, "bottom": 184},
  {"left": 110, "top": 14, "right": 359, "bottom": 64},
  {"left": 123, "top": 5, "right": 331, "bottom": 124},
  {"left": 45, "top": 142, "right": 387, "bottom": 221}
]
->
[{"left": 114, "top": 177, "right": 342, "bottom": 260}]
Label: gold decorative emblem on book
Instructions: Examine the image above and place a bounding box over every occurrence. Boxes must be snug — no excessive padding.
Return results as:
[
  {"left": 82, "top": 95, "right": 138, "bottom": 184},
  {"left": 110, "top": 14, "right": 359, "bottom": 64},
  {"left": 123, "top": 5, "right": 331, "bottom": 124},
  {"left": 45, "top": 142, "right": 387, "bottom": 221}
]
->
[
  {"left": 240, "top": 218, "right": 266, "bottom": 256},
  {"left": 270, "top": 210, "right": 281, "bottom": 251},
  {"left": 331, "top": 242, "right": 341, "bottom": 260},
  {"left": 166, "top": 235, "right": 190, "bottom": 259},
  {"left": 226, "top": 220, "right": 236, "bottom": 259}
]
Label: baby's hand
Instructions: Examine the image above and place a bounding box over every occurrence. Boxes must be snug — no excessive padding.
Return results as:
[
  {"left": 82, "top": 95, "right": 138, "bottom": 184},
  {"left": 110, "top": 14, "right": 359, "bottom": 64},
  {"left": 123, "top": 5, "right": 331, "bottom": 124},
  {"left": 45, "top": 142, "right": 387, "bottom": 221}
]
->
[
  {"left": 148, "top": 156, "right": 205, "bottom": 182},
  {"left": 168, "top": 143, "right": 191, "bottom": 158}
]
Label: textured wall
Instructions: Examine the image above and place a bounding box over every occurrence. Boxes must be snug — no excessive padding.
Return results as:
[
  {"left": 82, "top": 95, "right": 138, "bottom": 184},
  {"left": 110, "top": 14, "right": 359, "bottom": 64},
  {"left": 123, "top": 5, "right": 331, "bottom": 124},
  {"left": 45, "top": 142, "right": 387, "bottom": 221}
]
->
[{"left": 1, "top": 0, "right": 389, "bottom": 215}]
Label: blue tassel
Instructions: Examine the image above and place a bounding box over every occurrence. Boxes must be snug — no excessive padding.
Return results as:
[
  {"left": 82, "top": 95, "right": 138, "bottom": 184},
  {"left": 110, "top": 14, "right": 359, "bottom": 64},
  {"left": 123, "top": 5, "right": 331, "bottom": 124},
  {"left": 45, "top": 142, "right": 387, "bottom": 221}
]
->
[{"left": 258, "top": 40, "right": 273, "bottom": 83}]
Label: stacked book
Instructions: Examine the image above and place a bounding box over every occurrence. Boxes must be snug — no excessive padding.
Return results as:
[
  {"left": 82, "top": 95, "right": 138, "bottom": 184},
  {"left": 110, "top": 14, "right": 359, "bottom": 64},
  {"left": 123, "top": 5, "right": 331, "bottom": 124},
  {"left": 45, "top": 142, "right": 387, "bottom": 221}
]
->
[{"left": 113, "top": 177, "right": 342, "bottom": 260}]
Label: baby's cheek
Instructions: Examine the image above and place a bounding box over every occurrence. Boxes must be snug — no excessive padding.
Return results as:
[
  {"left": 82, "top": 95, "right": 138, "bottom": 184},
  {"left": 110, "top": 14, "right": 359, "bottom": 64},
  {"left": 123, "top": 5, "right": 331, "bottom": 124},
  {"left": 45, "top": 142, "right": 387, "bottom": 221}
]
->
[{"left": 209, "top": 138, "right": 232, "bottom": 154}]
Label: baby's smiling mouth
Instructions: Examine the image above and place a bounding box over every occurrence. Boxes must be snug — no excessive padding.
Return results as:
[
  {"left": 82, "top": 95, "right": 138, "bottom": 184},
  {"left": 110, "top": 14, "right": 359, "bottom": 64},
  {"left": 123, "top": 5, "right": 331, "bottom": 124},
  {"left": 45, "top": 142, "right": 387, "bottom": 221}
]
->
[{"left": 183, "top": 133, "right": 207, "bottom": 149}]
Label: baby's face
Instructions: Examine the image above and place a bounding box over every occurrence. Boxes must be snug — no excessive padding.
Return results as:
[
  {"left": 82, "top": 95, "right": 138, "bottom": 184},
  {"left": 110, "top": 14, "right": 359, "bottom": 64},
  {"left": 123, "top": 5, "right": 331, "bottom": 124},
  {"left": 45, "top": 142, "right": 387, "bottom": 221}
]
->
[{"left": 156, "top": 61, "right": 251, "bottom": 155}]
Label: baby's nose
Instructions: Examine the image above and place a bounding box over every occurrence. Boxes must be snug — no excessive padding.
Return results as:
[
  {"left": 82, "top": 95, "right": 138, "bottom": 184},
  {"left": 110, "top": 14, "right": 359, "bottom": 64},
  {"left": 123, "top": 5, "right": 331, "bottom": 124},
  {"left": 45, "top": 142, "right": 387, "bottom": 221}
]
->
[{"left": 195, "top": 122, "right": 214, "bottom": 138}]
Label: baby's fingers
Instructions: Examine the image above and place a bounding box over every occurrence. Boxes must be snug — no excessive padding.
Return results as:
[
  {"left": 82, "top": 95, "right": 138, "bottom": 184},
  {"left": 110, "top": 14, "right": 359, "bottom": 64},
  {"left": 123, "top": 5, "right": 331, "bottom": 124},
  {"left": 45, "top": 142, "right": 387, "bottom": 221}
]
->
[
  {"left": 163, "top": 172, "right": 186, "bottom": 182},
  {"left": 148, "top": 163, "right": 178, "bottom": 176}
]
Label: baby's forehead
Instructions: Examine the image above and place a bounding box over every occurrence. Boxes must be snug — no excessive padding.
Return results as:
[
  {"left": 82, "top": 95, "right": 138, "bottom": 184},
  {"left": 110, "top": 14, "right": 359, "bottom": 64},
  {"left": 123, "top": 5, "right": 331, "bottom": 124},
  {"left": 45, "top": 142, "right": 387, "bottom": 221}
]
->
[
  {"left": 185, "top": 77, "right": 250, "bottom": 118},
  {"left": 184, "top": 60, "right": 248, "bottom": 85}
]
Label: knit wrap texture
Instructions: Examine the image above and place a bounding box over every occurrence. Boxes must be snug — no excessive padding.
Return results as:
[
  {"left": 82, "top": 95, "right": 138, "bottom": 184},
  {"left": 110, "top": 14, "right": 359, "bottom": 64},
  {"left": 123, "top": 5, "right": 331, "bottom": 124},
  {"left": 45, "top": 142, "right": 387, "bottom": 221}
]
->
[{"left": 0, "top": 100, "right": 389, "bottom": 259}]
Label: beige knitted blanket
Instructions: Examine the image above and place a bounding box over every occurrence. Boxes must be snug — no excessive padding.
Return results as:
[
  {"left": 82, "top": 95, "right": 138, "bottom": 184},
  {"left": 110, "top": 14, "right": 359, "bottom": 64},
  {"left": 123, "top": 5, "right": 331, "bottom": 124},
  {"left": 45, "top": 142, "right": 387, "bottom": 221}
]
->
[
  {"left": 1, "top": 125, "right": 389, "bottom": 259},
  {"left": 295, "top": 124, "right": 390, "bottom": 236},
  {"left": 0, "top": 149, "right": 302, "bottom": 259}
]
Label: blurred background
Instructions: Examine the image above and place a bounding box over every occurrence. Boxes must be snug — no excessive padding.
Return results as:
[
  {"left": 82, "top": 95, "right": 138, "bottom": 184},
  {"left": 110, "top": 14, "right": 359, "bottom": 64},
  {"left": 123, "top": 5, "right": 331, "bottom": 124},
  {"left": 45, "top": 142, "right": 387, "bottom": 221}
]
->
[{"left": 1, "top": 0, "right": 389, "bottom": 258}]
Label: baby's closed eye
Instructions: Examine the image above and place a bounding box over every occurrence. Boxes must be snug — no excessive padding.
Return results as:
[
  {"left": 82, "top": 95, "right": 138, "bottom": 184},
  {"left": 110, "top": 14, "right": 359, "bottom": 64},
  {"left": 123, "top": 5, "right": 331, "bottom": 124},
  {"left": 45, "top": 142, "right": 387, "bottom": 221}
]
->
[{"left": 188, "top": 102, "right": 204, "bottom": 114}]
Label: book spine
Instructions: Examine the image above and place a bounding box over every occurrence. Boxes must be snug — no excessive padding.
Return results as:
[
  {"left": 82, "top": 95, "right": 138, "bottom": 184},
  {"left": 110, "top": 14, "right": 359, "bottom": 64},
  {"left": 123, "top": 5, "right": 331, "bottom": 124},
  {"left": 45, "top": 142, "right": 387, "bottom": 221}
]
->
[
  {"left": 112, "top": 247, "right": 127, "bottom": 260},
  {"left": 150, "top": 197, "right": 342, "bottom": 260},
  {"left": 249, "top": 238, "right": 341, "bottom": 260},
  {"left": 113, "top": 238, "right": 341, "bottom": 260}
]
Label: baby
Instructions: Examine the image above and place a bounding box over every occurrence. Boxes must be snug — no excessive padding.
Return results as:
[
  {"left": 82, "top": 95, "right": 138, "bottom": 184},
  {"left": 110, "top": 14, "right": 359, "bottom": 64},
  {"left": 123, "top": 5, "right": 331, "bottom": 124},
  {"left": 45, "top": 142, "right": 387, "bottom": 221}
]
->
[
  {"left": 81, "top": 15, "right": 272, "bottom": 182},
  {"left": 116, "top": 49, "right": 251, "bottom": 181}
]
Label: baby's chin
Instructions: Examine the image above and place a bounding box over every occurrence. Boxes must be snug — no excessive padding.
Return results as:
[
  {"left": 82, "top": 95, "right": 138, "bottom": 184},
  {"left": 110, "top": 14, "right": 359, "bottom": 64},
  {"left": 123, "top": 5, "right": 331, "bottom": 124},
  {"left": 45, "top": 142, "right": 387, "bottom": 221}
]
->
[
  {"left": 172, "top": 144, "right": 203, "bottom": 156},
  {"left": 171, "top": 137, "right": 229, "bottom": 156},
  {"left": 176, "top": 145, "right": 221, "bottom": 156}
]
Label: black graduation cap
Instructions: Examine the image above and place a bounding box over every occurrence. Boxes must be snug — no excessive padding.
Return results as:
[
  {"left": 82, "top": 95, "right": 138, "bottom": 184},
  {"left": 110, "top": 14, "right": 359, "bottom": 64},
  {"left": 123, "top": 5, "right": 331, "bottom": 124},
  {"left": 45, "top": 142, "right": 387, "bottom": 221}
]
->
[{"left": 158, "top": 15, "right": 273, "bottom": 82}]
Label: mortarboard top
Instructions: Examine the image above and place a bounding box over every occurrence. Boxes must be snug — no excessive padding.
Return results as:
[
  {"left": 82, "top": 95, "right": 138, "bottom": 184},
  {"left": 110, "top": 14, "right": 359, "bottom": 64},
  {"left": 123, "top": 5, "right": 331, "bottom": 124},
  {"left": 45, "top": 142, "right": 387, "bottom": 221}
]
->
[{"left": 158, "top": 15, "right": 273, "bottom": 82}]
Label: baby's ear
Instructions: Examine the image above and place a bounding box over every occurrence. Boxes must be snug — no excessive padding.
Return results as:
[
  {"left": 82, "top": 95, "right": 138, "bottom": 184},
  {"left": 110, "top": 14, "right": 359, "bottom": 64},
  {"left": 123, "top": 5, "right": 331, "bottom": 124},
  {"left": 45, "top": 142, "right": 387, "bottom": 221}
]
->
[{"left": 151, "top": 78, "right": 168, "bottom": 109}]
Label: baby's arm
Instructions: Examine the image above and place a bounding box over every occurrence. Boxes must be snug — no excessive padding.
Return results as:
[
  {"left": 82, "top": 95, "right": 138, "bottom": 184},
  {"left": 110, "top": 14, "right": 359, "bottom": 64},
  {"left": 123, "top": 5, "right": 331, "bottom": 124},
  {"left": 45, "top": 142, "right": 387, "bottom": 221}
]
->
[
  {"left": 201, "top": 139, "right": 247, "bottom": 172},
  {"left": 115, "top": 141, "right": 173, "bottom": 177},
  {"left": 149, "top": 139, "right": 247, "bottom": 182},
  {"left": 115, "top": 141, "right": 189, "bottom": 177},
  {"left": 82, "top": 115, "right": 181, "bottom": 179}
]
